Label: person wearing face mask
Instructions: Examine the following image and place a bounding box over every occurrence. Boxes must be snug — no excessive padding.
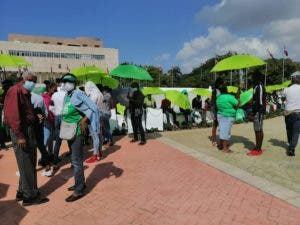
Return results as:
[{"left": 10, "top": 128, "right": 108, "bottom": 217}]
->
[
  {"left": 60, "top": 73, "right": 100, "bottom": 202},
  {"left": 49, "top": 79, "right": 68, "bottom": 167},
  {"left": 3, "top": 71, "right": 49, "bottom": 206}
]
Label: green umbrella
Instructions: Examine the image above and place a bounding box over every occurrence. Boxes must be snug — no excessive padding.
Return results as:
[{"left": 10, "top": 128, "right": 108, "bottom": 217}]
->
[
  {"left": 70, "top": 65, "right": 106, "bottom": 81},
  {"left": 165, "top": 90, "right": 191, "bottom": 110},
  {"left": 110, "top": 65, "right": 153, "bottom": 81},
  {"left": 227, "top": 86, "right": 239, "bottom": 94},
  {"left": 116, "top": 103, "right": 126, "bottom": 115},
  {"left": 100, "top": 76, "right": 119, "bottom": 89},
  {"left": 240, "top": 88, "right": 253, "bottom": 106},
  {"left": 266, "top": 84, "right": 283, "bottom": 93},
  {"left": 190, "top": 88, "right": 212, "bottom": 97},
  {"left": 211, "top": 54, "right": 266, "bottom": 72},
  {"left": 142, "top": 87, "right": 164, "bottom": 95},
  {"left": 0, "top": 54, "right": 31, "bottom": 67}
]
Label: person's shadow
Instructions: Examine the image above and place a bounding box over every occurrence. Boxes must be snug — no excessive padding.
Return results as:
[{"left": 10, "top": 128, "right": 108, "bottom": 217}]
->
[
  {"left": 268, "top": 138, "right": 287, "bottom": 150},
  {"left": 39, "top": 167, "right": 75, "bottom": 196},
  {"left": 229, "top": 135, "right": 254, "bottom": 149},
  {"left": 85, "top": 162, "right": 123, "bottom": 194},
  {"left": 0, "top": 183, "right": 28, "bottom": 224}
]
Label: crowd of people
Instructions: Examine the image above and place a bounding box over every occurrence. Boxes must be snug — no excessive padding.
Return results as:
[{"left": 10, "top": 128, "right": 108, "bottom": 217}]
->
[
  {"left": 1, "top": 72, "right": 117, "bottom": 205},
  {"left": 0, "top": 70, "right": 299, "bottom": 207},
  {"left": 209, "top": 72, "right": 300, "bottom": 157}
]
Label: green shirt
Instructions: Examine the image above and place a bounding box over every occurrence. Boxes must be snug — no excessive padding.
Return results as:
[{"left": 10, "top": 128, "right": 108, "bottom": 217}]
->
[
  {"left": 62, "top": 96, "right": 82, "bottom": 135},
  {"left": 216, "top": 94, "right": 238, "bottom": 117}
]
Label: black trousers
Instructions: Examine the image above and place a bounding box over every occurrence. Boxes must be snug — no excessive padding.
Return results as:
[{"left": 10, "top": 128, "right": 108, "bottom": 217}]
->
[
  {"left": 10, "top": 127, "right": 39, "bottom": 199},
  {"left": 131, "top": 114, "right": 145, "bottom": 142},
  {"left": 285, "top": 113, "right": 300, "bottom": 153},
  {"left": 34, "top": 123, "right": 50, "bottom": 165}
]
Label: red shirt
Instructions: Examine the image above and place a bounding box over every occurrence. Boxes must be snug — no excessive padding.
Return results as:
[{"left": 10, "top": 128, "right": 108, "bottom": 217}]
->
[
  {"left": 4, "top": 82, "right": 35, "bottom": 139},
  {"left": 42, "top": 92, "right": 55, "bottom": 124},
  {"left": 161, "top": 98, "right": 171, "bottom": 110}
]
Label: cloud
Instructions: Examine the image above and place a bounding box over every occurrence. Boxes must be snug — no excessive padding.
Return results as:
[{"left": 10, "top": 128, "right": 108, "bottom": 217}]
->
[
  {"left": 197, "top": 0, "right": 300, "bottom": 31},
  {"left": 176, "top": 27, "right": 234, "bottom": 61},
  {"left": 175, "top": 24, "right": 300, "bottom": 73},
  {"left": 154, "top": 53, "right": 170, "bottom": 62}
]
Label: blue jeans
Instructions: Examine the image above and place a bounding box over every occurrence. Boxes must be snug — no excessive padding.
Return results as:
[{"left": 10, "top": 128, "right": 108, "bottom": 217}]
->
[
  {"left": 217, "top": 114, "right": 234, "bottom": 141},
  {"left": 68, "top": 135, "right": 85, "bottom": 195},
  {"left": 88, "top": 125, "right": 101, "bottom": 155},
  {"left": 53, "top": 115, "right": 63, "bottom": 162},
  {"left": 285, "top": 113, "right": 300, "bottom": 152},
  {"left": 44, "top": 120, "right": 54, "bottom": 157},
  {"left": 102, "top": 113, "right": 112, "bottom": 142}
]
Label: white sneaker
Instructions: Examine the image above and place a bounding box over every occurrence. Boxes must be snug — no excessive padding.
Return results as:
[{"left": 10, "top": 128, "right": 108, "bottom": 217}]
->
[{"left": 41, "top": 168, "right": 53, "bottom": 177}]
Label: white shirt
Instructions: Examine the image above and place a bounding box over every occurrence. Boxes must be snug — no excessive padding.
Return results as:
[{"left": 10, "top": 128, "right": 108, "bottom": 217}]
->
[
  {"left": 49, "top": 90, "right": 66, "bottom": 116},
  {"left": 282, "top": 84, "right": 300, "bottom": 112}
]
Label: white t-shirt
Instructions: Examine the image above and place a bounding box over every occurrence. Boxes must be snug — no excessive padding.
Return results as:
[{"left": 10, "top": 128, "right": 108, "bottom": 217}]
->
[
  {"left": 49, "top": 90, "right": 67, "bottom": 116},
  {"left": 282, "top": 84, "right": 300, "bottom": 112}
]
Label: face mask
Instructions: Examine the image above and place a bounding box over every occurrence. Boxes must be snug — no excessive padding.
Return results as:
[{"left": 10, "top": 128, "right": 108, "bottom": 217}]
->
[
  {"left": 64, "top": 82, "right": 75, "bottom": 92},
  {"left": 23, "top": 81, "right": 36, "bottom": 92}
]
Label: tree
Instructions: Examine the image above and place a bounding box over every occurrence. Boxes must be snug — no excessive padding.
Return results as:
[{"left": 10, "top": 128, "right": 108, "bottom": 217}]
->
[{"left": 167, "top": 66, "right": 182, "bottom": 87}]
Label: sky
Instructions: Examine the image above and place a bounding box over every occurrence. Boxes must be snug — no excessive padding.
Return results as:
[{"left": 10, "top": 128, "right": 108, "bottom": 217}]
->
[{"left": 1, "top": 0, "right": 300, "bottom": 73}]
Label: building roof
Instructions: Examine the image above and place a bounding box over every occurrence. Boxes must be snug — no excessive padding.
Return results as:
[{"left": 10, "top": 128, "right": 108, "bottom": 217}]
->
[{"left": 8, "top": 33, "right": 103, "bottom": 48}]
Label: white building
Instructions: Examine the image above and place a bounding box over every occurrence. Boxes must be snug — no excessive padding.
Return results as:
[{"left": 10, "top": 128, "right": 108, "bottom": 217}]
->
[{"left": 0, "top": 34, "right": 119, "bottom": 82}]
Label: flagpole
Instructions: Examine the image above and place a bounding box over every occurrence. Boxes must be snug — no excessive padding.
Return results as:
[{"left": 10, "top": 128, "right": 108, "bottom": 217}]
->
[
  {"left": 230, "top": 70, "right": 233, "bottom": 86},
  {"left": 282, "top": 58, "right": 285, "bottom": 83},
  {"left": 245, "top": 68, "right": 248, "bottom": 90},
  {"left": 200, "top": 65, "right": 203, "bottom": 88},
  {"left": 264, "top": 63, "right": 267, "bottom": 86}
]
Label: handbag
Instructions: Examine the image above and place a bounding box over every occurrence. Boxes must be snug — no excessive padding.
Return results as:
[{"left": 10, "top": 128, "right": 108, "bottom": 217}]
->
[{"left": 59, "top": 120, "right": 77, "bottom": 140}]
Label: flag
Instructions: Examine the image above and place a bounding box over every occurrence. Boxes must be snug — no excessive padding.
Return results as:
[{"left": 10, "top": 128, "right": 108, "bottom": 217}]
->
[
  {"left": 66, "top": 64, "right": 70, "bottom": 72},
  {"left": 267, "top": 49, "right": 275, "bottom": 60},
  {"left": 284, "top": 46, "right": 288, "bottom": 57}
]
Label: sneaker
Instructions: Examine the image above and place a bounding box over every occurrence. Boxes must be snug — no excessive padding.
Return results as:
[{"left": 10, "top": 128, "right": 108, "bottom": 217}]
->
[
  {"left": 130, "top": 139, "right": 138, "bottom": 143},
  {"left": 247, "top": 149, "right": 263, "bottom": 156},
  {"left": 41, "top": 168, "right": 53, "bottom": 177},
  {"left": 85, "top": 155, "right": 97, "bottom": 164}
]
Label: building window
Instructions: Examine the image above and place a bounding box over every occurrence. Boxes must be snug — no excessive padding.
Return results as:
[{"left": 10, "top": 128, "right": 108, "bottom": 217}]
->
[
  {"left": 46, "top": 52, "right": 53, "bottom": 58},
  {"left": 58, "top": 64, "right": 61, "bottom": 69},
  {"left": 82, "top": 44, "right": 88, "bottom": 47},
  {"left": 43, "top": 41, "right": 49, "bottom": 44},
  {"left": 54, "top": 53, "right": 60, "bottom": 58},
  {"left": 94, "top": 45, "right": 100, "bottom": 48},
  {"left": 57, "top": 42, "right": 62, "bottom": 45}
]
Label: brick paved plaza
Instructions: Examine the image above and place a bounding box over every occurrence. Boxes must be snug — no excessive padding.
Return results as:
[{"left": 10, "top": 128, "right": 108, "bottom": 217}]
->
[{"left": 0, "top": 117, "right": 300, "bottom": 225}]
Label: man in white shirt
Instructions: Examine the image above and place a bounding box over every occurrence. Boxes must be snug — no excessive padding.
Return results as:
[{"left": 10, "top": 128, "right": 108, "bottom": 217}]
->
[
  {"left": 282, "top": 71, "right": 300, "bottom": 156},
  {"left": 49, "top": 80, "right": 67, "bottom": 165}
]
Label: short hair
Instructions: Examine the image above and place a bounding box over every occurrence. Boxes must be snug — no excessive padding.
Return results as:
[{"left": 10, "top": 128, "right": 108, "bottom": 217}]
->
[{"left": 22, "top": 71, "right": 36, "bottom": 80}]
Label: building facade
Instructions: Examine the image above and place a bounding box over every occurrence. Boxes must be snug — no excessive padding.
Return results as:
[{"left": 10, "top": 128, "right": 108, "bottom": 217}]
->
[{"left": 0, "top": 34, "right": 119, "bottom": 82}]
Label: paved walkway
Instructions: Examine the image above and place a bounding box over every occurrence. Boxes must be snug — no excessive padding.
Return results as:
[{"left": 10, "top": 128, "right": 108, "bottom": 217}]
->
[
  {"left": 0, "top": 134, "right": 300, "bottom": 225},
  {"left": 163, "top": 117, "right": 300, "bottom": 193}
]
